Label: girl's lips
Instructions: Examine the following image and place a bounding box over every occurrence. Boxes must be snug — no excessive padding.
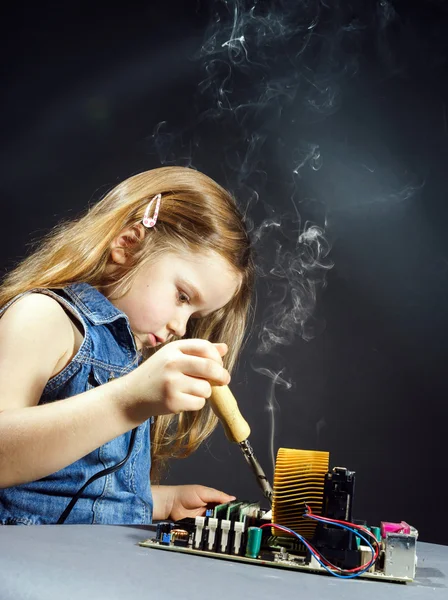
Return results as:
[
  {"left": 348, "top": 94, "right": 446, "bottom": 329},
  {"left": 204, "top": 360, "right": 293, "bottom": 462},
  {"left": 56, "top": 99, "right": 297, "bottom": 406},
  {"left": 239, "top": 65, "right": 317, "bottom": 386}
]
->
[{"left": 147, "top": 333, "right": 158, "bottom": 347}]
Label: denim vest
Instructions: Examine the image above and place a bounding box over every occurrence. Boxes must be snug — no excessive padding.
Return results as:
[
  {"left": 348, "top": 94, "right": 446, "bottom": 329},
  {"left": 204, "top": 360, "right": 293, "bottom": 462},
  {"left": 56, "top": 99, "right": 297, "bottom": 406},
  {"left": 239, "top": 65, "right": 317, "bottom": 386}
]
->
[{"left": 0, "top": 283, "right": 153, "bottom": 525}]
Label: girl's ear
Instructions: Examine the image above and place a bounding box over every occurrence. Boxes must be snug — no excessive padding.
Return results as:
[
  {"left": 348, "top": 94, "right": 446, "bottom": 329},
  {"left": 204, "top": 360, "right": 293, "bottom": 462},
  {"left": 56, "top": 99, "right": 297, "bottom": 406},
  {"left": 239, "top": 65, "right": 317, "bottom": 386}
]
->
[{"left": 110, "top": 224, "right": 146, "bottom": 265}]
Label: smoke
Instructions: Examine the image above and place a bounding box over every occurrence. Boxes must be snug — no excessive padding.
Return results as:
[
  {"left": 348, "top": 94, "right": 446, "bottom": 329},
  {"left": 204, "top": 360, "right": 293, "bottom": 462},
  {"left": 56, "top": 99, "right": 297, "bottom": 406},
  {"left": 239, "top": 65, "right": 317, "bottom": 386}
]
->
[
  {"left": 293, "top": 143, "right": 323, "bottom": 176},
  {"left": 149, "top": 0, "right": 389, "bottom": 456},
  {"left": 251, "top": 367, "right": 292, "bottom": 471},
  {"left": 249, "top": 204, "right": 332, "bottom": 462},
  {"left": 190, "top": 1, "right": 371, "bottom": 463},
  {"left": 149, "top": 121, "right": 195, "bottom": 168},
  {"left": 254, "top": 219, "right": 332, "bottom": 352},
  {"left": 195, "top": 0, "right": 360, "bottom": 182},
  {"left": 195, "top": 1, "right": 350, "bottom": 355}
]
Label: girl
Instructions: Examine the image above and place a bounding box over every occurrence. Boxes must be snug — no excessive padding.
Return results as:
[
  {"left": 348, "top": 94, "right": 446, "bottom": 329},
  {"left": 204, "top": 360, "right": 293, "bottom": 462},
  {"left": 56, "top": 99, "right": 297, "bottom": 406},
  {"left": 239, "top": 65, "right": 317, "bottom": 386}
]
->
[{"left": 0, "top": 166, "right": 254, "bottom": 525}]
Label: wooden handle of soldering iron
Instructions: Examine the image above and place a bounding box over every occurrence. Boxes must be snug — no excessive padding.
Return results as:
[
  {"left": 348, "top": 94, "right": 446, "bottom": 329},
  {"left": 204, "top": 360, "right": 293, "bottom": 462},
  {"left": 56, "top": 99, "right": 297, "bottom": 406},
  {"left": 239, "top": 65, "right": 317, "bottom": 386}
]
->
[{"left": 209, "top": 385, "right": 251, "bottom": 443}]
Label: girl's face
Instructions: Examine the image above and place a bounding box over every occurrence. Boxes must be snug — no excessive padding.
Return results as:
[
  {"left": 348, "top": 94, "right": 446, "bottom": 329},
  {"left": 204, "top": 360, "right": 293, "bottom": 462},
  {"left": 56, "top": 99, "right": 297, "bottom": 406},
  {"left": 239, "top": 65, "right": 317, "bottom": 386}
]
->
[{"left": 110, "top": 250, "right": 241, "bottom": 350}]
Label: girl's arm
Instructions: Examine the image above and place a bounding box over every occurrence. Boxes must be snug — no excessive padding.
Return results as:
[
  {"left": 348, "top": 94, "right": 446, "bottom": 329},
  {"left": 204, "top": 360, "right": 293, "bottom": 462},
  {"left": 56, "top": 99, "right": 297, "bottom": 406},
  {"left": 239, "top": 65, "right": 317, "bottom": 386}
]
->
[
  {"left": 0, "top": 293, "right": 230, "bottom": 489},
  {"left": 0, "top": 294, "right": 144, "bottom": 488}
]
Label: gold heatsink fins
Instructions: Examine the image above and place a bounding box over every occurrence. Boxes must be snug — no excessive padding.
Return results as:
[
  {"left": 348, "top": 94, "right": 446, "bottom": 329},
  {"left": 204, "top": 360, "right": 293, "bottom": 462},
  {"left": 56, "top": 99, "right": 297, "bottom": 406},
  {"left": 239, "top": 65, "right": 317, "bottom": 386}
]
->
[{"left": 272, "top": 448, "right": 329, "bottom": 539}]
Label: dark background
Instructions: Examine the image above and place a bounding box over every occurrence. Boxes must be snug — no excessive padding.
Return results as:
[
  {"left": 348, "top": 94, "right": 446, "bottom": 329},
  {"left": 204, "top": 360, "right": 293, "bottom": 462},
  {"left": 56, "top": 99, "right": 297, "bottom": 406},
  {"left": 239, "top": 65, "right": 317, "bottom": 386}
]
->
[{"left": 1, "top": 1, "right": 447, "bottom": 544}]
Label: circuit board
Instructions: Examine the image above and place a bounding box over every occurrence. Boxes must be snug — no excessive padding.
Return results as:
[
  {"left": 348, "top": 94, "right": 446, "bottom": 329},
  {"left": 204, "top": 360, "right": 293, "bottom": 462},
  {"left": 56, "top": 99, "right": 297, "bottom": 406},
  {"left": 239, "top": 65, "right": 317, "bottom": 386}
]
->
[
  {"left": 139, "top": 484, "right": 418, "bottom": 583},
  {"left": 140, "top": 453, "right": 418, "bottom": 583},
  {"left": 139, "top": 533, "right": 416, "bottom": 583}
]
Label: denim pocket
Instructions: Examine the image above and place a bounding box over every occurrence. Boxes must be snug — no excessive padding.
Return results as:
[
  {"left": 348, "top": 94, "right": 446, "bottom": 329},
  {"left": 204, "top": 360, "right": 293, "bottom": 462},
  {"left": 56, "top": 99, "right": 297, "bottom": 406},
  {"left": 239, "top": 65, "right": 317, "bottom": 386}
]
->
[{"left": 86, "top": 364, "right": 120, "bottom": 390}]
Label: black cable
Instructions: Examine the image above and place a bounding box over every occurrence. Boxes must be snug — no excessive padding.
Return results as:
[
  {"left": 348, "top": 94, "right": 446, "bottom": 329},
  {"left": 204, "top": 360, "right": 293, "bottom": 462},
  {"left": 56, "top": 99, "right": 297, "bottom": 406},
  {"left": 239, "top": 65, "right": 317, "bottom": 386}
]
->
[{"left": 57, "top": 427, "right": 138, "bottom": 524}]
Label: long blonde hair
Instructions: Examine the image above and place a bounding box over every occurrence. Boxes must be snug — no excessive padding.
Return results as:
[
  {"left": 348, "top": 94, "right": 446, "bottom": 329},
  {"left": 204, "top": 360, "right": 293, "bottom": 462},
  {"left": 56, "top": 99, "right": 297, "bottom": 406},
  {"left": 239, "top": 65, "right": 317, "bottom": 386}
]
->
[{"left": 0, "top": 166, "right": 254, "bottom": 480}]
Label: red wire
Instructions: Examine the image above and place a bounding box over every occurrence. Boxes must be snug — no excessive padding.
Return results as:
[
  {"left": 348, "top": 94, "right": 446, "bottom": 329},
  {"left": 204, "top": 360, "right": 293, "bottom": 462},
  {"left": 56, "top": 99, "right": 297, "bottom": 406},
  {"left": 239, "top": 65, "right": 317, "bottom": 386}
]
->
[
  {"left": 303, "top": 505, "right": 380, "bottom": 572},
  {"left": 270, "top": 523, "right": 376, "bottom": 573},
  {"left": 262, "top": 507, "right": 380, "bottom": 574},
  {"left": 261, "top": 522, "right": 375, "bottom": 573},
  {"left": 304, "top": 504, "right": 379, "bottom": 545}
]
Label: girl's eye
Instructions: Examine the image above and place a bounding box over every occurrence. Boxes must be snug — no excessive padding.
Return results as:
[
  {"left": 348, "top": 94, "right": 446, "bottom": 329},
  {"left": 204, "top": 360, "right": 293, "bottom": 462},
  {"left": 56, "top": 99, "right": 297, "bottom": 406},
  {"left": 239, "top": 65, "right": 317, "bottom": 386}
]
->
[{"left": 178, "top": 290, "right": 190, "bottom": 304}]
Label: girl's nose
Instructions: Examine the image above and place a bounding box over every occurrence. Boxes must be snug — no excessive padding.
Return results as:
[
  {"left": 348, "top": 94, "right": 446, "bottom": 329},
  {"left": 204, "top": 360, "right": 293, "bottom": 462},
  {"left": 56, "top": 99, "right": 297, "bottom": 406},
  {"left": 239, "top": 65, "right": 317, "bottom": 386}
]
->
[{"left": 168, "top": 316, "right": 187, "bottom": 338}]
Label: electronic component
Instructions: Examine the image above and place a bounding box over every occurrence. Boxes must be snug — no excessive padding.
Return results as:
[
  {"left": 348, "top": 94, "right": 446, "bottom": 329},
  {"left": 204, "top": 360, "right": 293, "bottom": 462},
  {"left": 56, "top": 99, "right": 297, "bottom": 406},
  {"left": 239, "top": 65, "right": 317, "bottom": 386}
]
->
[
  {"left": 140, "top": 448, "right": 418, "bottom": 584},
  {"left": 272, "top": 448, "right": 329, "bottom": 539},
  {"left": 170, "top": 529, "right": 189, "bottom": 547},
  {"left": 383, "top": 531, "right": 418, "bottom": 579},
  {"left": 312, "top": 466, "right": 360, "bottom": 570},
  {"left": 245, "top": 527, "right": 263, "bottom": 558}
]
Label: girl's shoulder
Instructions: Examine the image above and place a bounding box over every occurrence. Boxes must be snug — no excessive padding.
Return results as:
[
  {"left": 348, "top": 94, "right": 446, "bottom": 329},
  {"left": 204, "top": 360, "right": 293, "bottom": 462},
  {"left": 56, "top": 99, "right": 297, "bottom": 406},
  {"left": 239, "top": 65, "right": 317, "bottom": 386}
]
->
[
  {"left": 0, "top": 293, "right": 83, "bottom": 408},
  {"left": 1, "top": 291, "right": 76, "bottom": 337}
]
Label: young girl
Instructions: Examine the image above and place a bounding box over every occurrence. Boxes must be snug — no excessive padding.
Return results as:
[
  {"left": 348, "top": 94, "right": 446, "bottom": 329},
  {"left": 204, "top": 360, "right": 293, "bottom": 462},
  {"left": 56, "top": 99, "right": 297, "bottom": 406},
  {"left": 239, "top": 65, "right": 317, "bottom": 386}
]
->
[{"left": 0, "top": 166, "right": 254, "bottom": 525}]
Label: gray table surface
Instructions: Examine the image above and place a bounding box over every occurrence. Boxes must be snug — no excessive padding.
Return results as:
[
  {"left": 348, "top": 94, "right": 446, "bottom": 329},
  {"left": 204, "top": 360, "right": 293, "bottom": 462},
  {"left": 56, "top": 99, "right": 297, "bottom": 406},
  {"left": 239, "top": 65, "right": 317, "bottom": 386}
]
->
[{"left": 0, "top": 525, "right": 446, "bottom": 599}]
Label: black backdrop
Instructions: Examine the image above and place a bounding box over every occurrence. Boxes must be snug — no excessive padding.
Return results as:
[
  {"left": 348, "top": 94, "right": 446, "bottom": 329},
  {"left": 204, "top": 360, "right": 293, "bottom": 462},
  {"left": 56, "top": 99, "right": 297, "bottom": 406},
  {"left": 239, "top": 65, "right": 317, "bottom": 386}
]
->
[{"left": 1, "top": 1, "right": 447, "bottom": 544}]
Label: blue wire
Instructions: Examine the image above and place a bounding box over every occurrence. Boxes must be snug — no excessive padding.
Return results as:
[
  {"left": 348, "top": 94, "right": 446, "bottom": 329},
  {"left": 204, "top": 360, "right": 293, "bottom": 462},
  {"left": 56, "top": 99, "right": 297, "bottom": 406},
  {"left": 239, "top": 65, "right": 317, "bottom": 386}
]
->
[
  {"left": 304, "top": 515, "right": 376, "bottom": 578},
  {"left": 270, "top": 519, "right": 376, "bottom": 580}
]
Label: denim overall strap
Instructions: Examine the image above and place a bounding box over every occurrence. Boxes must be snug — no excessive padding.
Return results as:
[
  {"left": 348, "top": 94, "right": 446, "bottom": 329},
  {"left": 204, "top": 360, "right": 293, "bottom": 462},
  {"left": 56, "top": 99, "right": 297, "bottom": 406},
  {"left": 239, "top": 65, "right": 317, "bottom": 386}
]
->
[{"left": 0, "top": 283, "right": 153, "bottom": 525}]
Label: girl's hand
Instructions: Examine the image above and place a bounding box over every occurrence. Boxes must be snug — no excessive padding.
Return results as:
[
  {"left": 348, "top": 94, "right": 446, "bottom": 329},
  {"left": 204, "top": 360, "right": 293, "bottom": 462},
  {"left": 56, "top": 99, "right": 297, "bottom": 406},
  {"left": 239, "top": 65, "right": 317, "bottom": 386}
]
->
[
  {"left": 152, "top": 484, "right": 236, "bottom": 521},
  {"left": 122, "top": 339, "right": 230, "bottom": 418}
]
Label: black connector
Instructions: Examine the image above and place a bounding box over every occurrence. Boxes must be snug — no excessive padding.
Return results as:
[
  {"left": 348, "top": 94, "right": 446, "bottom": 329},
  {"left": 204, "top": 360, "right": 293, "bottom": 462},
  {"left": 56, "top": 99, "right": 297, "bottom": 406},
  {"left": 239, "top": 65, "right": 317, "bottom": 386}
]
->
[{"left": 312, "top": 467, "right": 360, "bottom": 570}]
